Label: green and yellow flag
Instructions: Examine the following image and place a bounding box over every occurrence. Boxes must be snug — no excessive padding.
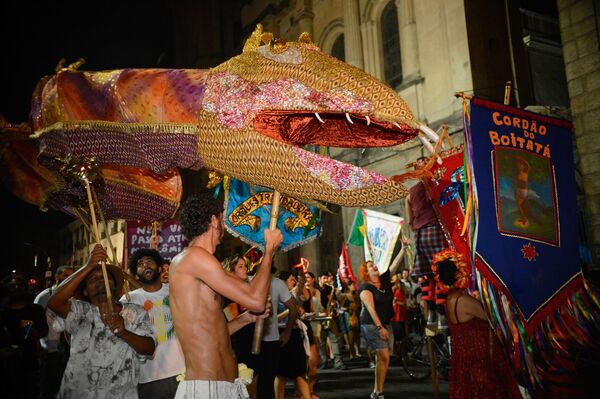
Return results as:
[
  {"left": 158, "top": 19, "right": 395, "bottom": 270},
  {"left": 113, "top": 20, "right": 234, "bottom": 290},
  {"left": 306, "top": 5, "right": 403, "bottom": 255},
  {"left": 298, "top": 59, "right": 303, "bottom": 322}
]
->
[{"left": 347, "top": 209, "right": 366, "bottom": 247}]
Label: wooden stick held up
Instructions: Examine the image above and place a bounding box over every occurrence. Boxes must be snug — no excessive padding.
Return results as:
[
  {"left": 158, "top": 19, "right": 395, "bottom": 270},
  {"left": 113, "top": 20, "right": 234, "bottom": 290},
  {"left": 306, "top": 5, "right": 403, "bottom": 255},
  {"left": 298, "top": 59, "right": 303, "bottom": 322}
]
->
[
  {"left": 427, "top": 335, "right": 440, "bottom": 399},
  {"left": 454, "top": 91, "right": 473, "bottom": 101},
  {"left": 251, "top": 190, "right": 281, "bottom": 355},
  {"left": 91, "top": 187, "right": 119, "bottom": 266},
  {"left": 91, "top": 187, "right": 130, "bottom": 301},
  {"left": 504, "top": 81, "right": 512, "bottom": 105},
  {"left": 83, "top": 180, "right": 114, "bottom": 313}
]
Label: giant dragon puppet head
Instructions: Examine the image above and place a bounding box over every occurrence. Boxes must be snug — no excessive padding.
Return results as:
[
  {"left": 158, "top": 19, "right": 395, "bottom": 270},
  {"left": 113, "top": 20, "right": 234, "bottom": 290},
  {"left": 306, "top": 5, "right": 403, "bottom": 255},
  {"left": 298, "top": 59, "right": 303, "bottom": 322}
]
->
[
  {"left": 197, "top": 25, "right": 439, "bottom": 206},
  {"left": 28, "top": 25, "right": 439, "bottom": 211}
]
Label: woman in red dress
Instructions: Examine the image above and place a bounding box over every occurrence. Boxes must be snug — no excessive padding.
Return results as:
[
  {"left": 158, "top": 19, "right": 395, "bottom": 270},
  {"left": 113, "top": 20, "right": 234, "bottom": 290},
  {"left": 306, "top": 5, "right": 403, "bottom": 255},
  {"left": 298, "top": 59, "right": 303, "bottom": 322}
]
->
[{"left": 432, "top": 250, "right": 521, "bottom": 399}]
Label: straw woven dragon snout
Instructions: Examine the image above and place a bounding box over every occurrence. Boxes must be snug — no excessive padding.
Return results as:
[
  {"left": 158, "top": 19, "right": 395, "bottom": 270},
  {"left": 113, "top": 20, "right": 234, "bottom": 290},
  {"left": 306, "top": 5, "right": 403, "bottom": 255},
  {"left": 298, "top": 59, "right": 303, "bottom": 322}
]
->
[{"left": 197, "top": 25, "right": 432, "bottom": 206}]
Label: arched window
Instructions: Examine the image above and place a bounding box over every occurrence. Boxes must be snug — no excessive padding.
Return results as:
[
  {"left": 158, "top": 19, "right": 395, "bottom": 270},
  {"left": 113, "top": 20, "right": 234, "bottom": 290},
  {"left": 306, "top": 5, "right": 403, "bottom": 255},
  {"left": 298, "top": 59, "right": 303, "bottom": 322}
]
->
[
  {"left": 381, "top": 1, "right": 402, "bottom": 89},
  {"left": 331, "top": 34, "right": 345, "bottom": 62}
]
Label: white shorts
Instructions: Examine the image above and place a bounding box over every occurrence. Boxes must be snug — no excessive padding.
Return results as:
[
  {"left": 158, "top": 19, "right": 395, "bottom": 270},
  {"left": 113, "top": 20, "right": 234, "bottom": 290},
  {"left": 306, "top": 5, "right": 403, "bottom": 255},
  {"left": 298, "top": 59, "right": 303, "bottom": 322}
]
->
[
  {"left": 175, "top": 378, "right": 249, "bottom": 399},
  {"left": 310, "top": 320, "right": 322, "bottom": 337}
]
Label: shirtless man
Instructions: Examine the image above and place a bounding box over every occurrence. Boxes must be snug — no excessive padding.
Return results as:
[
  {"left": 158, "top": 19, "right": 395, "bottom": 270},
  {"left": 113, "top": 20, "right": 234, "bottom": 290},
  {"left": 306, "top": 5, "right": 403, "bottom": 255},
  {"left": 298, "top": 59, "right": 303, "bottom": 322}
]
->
[{"left": 169, "top": 193, "right": 283, "bottom": 398}]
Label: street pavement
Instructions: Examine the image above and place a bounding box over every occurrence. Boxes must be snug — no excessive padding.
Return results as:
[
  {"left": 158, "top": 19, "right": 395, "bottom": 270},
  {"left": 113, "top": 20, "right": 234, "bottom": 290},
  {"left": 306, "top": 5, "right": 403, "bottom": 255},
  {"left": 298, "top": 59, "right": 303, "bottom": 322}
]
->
[{"left": 284, "top": 356, "right": 449, "bottom": 399}]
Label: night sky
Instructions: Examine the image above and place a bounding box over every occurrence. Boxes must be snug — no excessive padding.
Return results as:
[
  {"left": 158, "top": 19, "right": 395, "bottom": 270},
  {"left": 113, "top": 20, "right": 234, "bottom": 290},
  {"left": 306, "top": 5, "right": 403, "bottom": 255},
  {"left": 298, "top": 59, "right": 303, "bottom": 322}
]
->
[{"left": 0, "top": 0, "right": 176, "bottom": 279}]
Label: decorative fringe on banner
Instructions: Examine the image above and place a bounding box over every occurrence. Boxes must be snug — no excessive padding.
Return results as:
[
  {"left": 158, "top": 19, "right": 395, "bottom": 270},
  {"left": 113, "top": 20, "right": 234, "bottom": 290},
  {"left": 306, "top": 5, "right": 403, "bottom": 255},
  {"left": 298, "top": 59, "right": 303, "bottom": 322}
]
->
[
  {"left": 476, "top": 265, "right": 600, "bottom": 394},
  {"left": 461, "top": 97, "right": 479, "bottom": 271}
]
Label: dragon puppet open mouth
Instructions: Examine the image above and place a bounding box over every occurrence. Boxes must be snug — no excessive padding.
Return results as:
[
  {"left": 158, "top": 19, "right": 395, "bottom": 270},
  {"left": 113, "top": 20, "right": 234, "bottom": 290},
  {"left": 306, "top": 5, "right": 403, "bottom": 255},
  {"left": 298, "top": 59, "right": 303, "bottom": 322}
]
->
[
  {"left": 27, "top": 25, "right": 439, "bottom": 210},
  {"left": 196, "top": 26, "right": 439, "bottom": 206}
]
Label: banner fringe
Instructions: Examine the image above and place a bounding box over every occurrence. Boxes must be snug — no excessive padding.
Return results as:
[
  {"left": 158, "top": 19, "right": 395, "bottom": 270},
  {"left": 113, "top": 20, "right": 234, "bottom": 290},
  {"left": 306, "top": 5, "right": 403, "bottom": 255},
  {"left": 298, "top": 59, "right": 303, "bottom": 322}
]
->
[{"left": 476, "top": 270, "right": 600, "bottom": 394}]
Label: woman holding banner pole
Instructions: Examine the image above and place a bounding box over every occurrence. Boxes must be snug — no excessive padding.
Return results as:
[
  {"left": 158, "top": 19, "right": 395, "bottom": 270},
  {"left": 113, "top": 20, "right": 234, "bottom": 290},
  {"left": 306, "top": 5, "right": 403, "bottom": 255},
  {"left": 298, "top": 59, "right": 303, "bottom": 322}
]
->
[{"left": 359, "top": 240, "right": 406, "bottom": 399}]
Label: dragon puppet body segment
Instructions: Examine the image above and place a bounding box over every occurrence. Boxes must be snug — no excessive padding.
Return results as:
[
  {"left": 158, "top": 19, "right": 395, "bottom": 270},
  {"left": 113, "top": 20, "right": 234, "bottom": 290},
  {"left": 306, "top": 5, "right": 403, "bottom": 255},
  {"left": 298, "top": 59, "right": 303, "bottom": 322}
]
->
[{"left": 31, "top": 25, "right": 437, "bottom": 208}]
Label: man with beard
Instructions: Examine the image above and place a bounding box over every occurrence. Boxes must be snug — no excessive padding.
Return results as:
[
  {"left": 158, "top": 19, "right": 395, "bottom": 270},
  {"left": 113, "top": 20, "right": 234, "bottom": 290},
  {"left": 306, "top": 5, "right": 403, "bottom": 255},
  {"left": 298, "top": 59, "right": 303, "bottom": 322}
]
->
[
  {"left": 48, "top": 244, "right": 155, "bottom": 398},
  {"left": 170, "top": 193, "right": 282, "bottom": 398},
  {"left": 122, "top": 248, "right": 185, "bottom": 399}
]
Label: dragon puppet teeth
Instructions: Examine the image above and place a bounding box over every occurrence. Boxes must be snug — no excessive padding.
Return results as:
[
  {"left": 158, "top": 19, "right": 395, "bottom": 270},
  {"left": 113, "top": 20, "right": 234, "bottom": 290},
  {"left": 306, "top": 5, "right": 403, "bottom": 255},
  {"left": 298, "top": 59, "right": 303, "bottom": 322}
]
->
[
  {"left": 393, "top": 122, "right": 401, "bottom": 129},
  {"left": 365, "top": 115, "right": 371, "bottom": 126},
  {"left": 418, "top": 124, "right": 443, "bottom": 148},
  {"left": 315, "top": 112, "right": 325, "bottom": 124},
  {"left": 345, "top": 113, "right": 354, "bottom": 124},
  {"left": 418, "top": 134, "right": 434, "bottom": 153},
  {"left": 417, "top": 124, "right": 443, "bottom": 164}
]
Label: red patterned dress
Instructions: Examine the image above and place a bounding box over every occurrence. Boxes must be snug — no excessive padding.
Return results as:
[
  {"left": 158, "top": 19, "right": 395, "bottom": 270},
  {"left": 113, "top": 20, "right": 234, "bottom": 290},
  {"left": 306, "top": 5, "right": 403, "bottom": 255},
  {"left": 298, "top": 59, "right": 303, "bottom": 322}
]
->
[{"left": 448, "top": 296, "right": 521, "bottom": 399}]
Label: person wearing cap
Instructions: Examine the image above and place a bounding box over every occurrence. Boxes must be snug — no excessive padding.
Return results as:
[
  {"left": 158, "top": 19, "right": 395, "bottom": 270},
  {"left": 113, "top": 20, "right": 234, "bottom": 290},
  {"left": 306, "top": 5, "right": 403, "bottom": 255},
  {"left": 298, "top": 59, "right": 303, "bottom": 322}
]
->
[{"left": 48, "top": 244, "right": 155, "bottom": 399}]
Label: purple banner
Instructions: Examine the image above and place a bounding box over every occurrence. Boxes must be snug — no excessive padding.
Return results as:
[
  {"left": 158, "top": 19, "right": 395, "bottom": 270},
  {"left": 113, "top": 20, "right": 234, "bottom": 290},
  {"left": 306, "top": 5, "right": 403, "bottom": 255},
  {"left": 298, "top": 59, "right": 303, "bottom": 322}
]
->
[{"left": 126, "top": 219, "right": 187, "bottom": 262}]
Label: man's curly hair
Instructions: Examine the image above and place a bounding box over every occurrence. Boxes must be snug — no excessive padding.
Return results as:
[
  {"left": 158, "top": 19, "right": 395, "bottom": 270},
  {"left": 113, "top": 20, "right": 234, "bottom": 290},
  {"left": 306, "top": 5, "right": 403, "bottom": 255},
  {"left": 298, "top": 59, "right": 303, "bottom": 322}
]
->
[
  {"left": 179, "top": 193, "right": 224, "bottom": 241},
  {"left": 128, "top": 248, "right": 164, "bottom": 276}
]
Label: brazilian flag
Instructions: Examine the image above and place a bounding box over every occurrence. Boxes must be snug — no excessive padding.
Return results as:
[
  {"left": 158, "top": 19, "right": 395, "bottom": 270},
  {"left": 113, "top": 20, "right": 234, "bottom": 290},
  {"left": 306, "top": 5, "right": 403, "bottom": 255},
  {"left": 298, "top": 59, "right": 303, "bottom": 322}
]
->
[{"left": 347, "top": 209, "right": 365, "bottom": 247}]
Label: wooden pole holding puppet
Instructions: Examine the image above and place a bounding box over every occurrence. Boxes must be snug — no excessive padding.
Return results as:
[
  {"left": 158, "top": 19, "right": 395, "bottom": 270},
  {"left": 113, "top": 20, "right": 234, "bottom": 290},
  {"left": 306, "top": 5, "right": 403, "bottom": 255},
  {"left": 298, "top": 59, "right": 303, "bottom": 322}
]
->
[
  {"left": 251, "top": 190, "right": 281, "bottom": 355},
  {"left": 59, "top": 156, "right": 115, "bottom": 313}
]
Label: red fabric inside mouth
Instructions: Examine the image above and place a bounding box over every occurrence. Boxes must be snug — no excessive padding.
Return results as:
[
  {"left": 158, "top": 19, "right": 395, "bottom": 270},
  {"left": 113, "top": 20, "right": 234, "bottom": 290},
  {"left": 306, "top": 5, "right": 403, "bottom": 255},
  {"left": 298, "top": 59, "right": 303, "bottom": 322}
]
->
[{"left": 253, "top": 110, "right": 418, "bottom": 148}]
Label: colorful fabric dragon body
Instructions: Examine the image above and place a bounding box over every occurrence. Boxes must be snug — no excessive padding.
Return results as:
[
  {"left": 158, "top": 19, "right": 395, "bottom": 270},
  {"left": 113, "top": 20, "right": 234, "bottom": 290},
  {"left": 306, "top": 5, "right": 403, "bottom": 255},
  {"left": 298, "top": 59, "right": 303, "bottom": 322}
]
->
[{"left": 12, "top": 25, "right": 438, "bottom": 217}]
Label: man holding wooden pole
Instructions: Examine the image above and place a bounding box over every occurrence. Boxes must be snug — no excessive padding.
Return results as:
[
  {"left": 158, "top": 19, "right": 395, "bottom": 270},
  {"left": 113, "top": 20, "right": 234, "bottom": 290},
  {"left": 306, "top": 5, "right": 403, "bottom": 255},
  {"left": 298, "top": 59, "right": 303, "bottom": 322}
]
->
[
  {"left": 169, "top": 193, "right": 282, "bottom": 398},
  {"left": 47, "top": 244, "right": 156, "bottom": 398}
]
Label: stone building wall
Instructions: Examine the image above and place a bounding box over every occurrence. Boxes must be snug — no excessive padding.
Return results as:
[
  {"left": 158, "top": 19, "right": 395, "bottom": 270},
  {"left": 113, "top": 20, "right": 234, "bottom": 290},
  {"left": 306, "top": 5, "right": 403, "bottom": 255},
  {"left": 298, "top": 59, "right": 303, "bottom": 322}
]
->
[{"left": 557, "top": 0, "right": 600, "bottom": 266}]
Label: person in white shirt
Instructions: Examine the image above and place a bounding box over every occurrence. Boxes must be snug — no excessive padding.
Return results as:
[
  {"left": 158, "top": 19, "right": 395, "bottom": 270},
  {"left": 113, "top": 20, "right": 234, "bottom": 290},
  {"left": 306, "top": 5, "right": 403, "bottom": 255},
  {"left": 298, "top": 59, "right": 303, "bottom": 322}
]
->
[
  {"left": 121, "top": 248, "right": 185, "bottom": 399},
  {"left": 34, "top": 265, "right": 74, "bottom": 399},
  {"left": 47, "top": 244, "right": 155, "bottom": 399}
]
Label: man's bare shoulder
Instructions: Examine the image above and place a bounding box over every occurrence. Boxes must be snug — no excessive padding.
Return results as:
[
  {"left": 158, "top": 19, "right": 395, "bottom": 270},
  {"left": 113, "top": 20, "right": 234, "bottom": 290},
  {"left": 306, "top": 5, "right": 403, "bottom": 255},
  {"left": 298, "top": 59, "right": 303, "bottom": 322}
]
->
[
  {"left": 170, "top": 246, "right": 214, "bottom": 277},
  {"left": 172, "top": 246, "right": 207, "bottom": 264}
]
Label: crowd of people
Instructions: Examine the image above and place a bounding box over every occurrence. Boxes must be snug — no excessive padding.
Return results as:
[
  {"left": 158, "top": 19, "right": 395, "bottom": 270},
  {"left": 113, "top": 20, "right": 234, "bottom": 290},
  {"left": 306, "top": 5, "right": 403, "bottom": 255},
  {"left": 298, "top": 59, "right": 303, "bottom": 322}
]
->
[{"left": 0, "top": 191, "right": 519, "bottom": 399}]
